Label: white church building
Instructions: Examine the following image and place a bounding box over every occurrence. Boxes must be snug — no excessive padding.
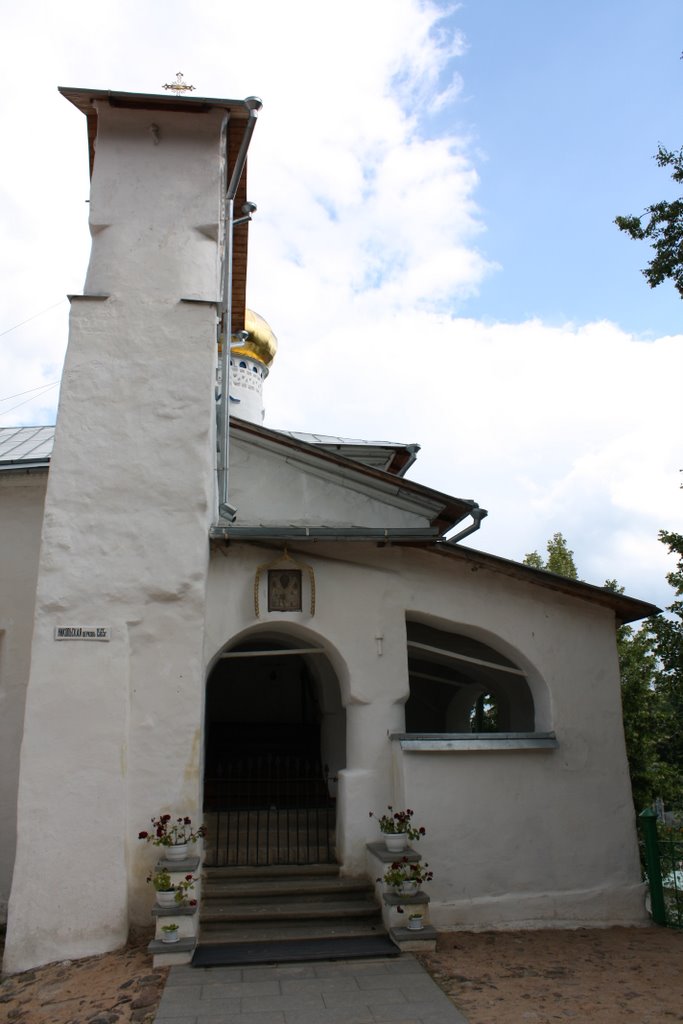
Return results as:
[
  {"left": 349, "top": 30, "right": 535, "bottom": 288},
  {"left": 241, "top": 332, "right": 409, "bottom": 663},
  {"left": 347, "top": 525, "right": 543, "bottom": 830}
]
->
[{"left": 0, "top": 86, "right": 657, "bottom": 974}]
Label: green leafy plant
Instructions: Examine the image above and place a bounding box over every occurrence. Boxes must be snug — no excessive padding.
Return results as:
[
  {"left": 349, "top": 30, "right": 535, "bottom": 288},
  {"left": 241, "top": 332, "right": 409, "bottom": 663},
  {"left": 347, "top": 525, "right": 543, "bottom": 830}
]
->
[
  {"left": 378, "top": 858, "right": 433, "bottom": 889},
  {"left": 161, "top": 923, "right": 179, "bottom": 934},
  {"left": 369, "top": 807, "right": 425, "bottom": 840},
  {"left": 138, "top": 813, "right": 207, "bottom": 847},
  {"left": 147, "top": 869, "right": 197, "bottom": 905}
]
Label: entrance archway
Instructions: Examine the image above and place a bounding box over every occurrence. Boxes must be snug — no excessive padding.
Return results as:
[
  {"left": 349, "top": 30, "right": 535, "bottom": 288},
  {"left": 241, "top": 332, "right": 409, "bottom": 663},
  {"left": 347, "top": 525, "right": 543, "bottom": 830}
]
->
[{"left": 203, "top": 633, "right": 345, "bottom": 866}]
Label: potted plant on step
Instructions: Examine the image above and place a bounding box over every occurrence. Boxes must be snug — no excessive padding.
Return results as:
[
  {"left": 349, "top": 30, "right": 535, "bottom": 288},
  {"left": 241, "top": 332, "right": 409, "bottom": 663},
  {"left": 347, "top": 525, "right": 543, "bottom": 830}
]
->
[
  {"left": 369, "top": 807, "right": 426, "bottom": 853},
  {"left": 138, "top": 813, "right": 207, "bottom": 860},
  {"left": 407, "top": 912, "right": 424, "bottom": 931},
  {"left": 161, "top": 923, "right": 180, "bottom": 944},
  {"left": 379, "top": 858, "right": 433, "bottom": 896},
  {"left": 147, "top": 869, "right": 197, "bottom": 908}
]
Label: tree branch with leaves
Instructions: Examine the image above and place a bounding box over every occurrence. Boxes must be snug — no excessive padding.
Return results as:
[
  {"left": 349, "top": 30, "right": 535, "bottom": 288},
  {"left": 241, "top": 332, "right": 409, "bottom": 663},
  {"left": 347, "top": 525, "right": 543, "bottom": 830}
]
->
[{"left": 615, "top": 145, "right": 683, "bottom": 297}]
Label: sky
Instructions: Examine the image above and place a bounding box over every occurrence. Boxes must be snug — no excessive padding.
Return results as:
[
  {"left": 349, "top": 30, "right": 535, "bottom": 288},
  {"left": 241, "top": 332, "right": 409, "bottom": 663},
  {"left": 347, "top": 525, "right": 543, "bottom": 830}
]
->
[{"left": 1, "top": 0, "right": 681, "bottom": 609}]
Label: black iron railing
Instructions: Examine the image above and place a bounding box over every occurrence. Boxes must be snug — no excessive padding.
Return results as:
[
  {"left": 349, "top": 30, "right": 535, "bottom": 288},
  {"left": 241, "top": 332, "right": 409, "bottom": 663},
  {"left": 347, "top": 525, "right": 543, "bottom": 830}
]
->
[{"left": 203, "top": 752, "right": 336, "bottom": 866}]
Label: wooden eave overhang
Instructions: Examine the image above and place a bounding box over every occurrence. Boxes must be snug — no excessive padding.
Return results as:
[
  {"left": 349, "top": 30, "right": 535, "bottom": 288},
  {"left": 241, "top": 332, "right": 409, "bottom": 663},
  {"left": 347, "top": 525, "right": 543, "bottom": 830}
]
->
[{"left": 423, "top": 540, "right": 661, "bottom": 626}]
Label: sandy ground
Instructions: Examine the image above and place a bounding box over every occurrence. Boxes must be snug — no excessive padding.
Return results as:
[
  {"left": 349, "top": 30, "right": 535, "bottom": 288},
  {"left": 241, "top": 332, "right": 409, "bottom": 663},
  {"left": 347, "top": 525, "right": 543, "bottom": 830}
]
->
[
  {"left": 419, "top": 927, "right": 683, "bottom": 1023},
  {"left": 0, "top": 930, "right": 167, "bottom": 1024},
  {"left": 1, "top": 926, "right": 682, "bottom": 1024}
]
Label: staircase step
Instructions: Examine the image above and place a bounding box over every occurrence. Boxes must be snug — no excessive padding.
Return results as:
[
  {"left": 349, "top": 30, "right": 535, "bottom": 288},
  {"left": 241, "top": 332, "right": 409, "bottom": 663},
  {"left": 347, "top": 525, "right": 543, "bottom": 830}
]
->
[
  {"left": 199, "top": 916, "right": 384, "bottom": 944},
  {"left": 202, "top": 897, "right": 379, "bottom": 923},
  {"left": 198, "top": 861, "right": 387, "bottom": 962},
  {"left": 203, "top": 876, "right": 372, "bottom": 900},
  {"left": 205, "top": 863, "right": 340, "bottom": 880}
]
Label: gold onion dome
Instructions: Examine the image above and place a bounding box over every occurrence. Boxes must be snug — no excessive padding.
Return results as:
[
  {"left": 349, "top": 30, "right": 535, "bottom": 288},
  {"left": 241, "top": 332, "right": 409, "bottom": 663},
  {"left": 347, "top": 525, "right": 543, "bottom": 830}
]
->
[{"left": 231, "top": 309, "right": 278, "bottom": 368}]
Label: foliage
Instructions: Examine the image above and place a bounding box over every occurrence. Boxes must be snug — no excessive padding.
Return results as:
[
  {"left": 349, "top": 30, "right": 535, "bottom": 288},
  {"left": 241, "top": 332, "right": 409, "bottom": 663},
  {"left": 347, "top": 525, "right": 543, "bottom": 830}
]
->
[
  {"left": 606, "top": 580, "right": 661, "bottom": 812},
  {"left": 469, "top": 692, "right": 500, "bottom": 732},
  {"left": 147, "top": 869, "right": 198, "bottom": 905},
  {"left": 138, "top": 813, "right": 207, "bottom": 847},
  {"left": 523, "top": 532, "right": 578, "bottom": 579},
  {"left": 644, "top": 532, "right": 683, "bottom": 808},
  {"left": 378, "top": 857, "right": 433, "bottom": 888},
  {"left": 369, "top": 807, "right": 426, "bottom": 840},
  {"left": 161, "top": 923, "right": 180, "bottom": 933},
  {"left": 615, "top": 146, "right": 683, "bottom": 298}
]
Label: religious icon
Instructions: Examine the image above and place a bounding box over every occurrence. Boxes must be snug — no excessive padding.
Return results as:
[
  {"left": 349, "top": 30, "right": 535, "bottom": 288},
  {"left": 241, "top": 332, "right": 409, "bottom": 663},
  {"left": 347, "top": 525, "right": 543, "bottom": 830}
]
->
[{"left": 268, "top": 569, "right": 302, "bottom": 612}]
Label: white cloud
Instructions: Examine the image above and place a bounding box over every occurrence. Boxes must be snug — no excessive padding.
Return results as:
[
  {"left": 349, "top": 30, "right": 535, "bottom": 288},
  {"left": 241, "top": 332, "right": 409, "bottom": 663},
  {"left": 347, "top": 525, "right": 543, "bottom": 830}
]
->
[{"left": 1, "top": 0, "right": 680, "bottom": 610}]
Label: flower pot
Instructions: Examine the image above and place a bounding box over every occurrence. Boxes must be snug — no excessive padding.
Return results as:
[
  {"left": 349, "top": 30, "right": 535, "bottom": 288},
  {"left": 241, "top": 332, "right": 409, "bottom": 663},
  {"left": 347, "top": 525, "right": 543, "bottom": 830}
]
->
[
  {"left": 408, "top": 916, "right": 424, "bottom": 931},
  {"left": 164, "top": 842, "right": 189, "bottom": 861},
  {"left": 384, "top": 833, "right": 408, "bottom": 853},
  {"left": 395, "top": 880, "right": 419, "bottom": 896},
  {"left": 156, "top": 890, "right": 178, "bottom": 908},
  {"left": 161, "top": 930, "right": 180, "bottom": 944}
]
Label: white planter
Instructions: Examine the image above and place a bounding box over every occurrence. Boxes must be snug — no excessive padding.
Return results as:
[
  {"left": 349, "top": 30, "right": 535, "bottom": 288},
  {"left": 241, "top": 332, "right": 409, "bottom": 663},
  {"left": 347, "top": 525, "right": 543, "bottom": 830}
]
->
[
  {"left": 407, "top": 917, "right": 424, "bottom": 931},
  {"left": 395, "top": 880, "right": 419, "bottom": 896},
  {"left": 384, "top": 833, "right": 408, "bottom": 853},
  {"left": 161, "top": 930, "right": 180, "bottom": 944},
  {"left": 164, "top": 842, "right": 189, "bottom": 861},
  {"left": 156, "top": 890, "right": 179, "bottom": 908}
]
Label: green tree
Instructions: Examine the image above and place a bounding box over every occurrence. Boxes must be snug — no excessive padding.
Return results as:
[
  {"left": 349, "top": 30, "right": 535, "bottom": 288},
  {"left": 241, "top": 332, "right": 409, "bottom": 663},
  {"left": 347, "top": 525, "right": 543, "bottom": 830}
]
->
[
  {"left": 644, "top": 531, "right": 683, "bottom": 809},
  {"left": 615, "top": 145, "right": 683, "bottom": 297},
  {"left": 523, "top": 532, "right": 579, "bottom": 579},
  {"left": 605, "top": 580, "right": 660, "bottom": 811}
]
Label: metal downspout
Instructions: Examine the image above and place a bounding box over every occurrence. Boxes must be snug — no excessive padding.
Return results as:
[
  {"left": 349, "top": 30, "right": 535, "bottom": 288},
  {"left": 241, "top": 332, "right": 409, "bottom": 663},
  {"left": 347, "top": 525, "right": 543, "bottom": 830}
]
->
[
  {"left": 218, "top": 96, "right": 262, "bottom": 523},
  {"left": 447, "top": 506, "right": 488, "bottom": 544}
]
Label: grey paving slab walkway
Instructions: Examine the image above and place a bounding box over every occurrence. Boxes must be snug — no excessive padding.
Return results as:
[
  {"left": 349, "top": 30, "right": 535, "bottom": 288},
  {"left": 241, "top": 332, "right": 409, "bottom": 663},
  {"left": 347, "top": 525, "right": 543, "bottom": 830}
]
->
[{"left": 152, "top": 954, "right": 469, "bottom": 1024}]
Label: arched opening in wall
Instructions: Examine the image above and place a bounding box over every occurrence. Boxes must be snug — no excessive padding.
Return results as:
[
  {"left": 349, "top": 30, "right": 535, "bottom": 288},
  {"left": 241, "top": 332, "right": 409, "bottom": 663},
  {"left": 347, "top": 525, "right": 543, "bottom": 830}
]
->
[
  {"left": 203, "top": 633, "right": 345, "bottom": 866},
  {"left": 404, "top": 620, "right": 535, "bottom": 733}
]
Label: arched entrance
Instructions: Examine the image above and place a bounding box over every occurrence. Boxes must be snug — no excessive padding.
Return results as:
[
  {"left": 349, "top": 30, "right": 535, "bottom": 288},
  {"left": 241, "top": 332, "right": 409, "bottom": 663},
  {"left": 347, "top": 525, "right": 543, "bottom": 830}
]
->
[{"left": 203, "top": 633, "right": 345, "bottom": 867}]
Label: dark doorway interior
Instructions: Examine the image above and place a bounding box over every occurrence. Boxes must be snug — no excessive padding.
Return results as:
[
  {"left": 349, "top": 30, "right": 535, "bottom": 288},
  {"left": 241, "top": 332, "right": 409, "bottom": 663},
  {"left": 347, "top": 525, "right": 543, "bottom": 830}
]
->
[{"left": 203, "top": 640, "right": 338, "bottom": 865}]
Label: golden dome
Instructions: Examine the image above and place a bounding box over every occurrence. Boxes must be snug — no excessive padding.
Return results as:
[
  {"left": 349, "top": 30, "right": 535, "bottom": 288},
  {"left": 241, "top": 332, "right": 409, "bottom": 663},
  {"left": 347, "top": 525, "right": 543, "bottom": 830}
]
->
[{"left": 231, "top": 309, "right": 278, "bottom": 368}]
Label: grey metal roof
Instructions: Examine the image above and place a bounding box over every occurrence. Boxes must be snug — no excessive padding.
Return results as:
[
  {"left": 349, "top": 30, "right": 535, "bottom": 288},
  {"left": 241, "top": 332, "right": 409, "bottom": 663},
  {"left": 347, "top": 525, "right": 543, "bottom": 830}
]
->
[
  {"left": 0, "top": 424, "right": 419, "bottom": 477},
  {"left": 0, "top": 426, "right": 55, "bottom": 468},
  {"left": 274, "top": 430, "right": 420, "bottom": 477},
  {"left": 278, "top": 431, "right": 408, "bottom": 447}
]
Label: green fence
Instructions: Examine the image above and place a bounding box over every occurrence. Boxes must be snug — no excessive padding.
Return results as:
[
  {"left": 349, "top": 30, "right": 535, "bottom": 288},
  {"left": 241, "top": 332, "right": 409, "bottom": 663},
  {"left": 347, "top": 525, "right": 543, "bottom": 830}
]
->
[{"left": 639, "top": 808, "right": 683, "bottom": 929}]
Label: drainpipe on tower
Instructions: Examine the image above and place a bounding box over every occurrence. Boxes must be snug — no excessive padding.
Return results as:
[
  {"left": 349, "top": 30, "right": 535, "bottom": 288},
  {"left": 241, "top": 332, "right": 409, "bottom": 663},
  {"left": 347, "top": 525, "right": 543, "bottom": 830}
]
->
[{"left": 217, "top": 96, "right": 262, "bottom": 523}]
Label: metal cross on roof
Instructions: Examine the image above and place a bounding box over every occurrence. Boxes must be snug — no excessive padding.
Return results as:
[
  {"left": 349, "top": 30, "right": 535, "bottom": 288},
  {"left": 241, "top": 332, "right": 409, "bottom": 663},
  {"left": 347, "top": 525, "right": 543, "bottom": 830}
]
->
[{"left": 162, "top": 72, "right": 196, "bottom": 94}]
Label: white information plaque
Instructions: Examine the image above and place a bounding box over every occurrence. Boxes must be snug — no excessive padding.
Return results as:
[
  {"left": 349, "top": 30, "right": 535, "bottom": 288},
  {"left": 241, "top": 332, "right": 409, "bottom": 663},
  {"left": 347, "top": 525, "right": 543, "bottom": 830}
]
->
[{"left": 54, "top": 626, "right": 111, "bottom": 641}]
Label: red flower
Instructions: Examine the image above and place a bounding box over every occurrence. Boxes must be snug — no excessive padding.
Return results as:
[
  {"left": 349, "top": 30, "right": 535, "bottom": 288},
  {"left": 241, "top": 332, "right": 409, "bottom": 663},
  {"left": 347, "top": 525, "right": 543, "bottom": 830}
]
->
[{"left": 138, "top": 831, "right": 149, "bottom": 840}]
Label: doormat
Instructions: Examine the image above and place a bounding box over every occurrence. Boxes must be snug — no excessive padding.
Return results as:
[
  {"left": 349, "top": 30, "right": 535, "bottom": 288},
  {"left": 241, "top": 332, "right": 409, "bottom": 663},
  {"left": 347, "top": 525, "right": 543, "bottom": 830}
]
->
[{"left": 192, "top": 934, "right": 399, "bottom": 967}]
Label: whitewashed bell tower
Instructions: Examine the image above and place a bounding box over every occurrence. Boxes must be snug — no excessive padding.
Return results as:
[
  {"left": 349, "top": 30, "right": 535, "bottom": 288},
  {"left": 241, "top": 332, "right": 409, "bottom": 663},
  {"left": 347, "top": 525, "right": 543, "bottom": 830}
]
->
[{"left": 4, "top": 85, "right": 261, "bottom": 973}]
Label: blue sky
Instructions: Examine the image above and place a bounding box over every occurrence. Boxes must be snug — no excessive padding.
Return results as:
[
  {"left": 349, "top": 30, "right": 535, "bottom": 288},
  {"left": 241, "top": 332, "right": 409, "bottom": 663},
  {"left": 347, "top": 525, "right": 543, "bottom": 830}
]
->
[
  {"left": 0, "top": 0, "right": 681, "bottom": 607},
  {"left": 441, "top": 0, "right": 683, "bottom": 335}
]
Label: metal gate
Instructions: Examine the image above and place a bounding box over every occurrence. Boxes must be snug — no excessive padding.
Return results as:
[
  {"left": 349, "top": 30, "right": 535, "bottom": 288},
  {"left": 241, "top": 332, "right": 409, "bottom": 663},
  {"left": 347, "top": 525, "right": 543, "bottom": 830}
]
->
[{"left": 204, "top": 751, "right": 336, "bottom": 866}]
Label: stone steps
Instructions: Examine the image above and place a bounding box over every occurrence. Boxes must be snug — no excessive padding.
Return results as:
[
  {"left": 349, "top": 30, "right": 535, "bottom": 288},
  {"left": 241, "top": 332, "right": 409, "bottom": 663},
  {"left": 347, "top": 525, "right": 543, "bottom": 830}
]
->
[{"left": 198, "top": 863, "right": 385, "bottom": 951}]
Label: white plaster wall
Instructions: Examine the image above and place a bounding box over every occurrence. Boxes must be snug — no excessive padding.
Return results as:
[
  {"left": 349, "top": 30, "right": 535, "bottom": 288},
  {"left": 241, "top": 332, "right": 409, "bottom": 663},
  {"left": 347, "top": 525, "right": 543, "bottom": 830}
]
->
[
  {"left": 85, "top": 104, "right": 226, "bottom": 302},
  {"left": 203, "top": 532, "right": 643, "bottom": 928},
  {"left": 229, "top": 437, "right": 434, "bottom": 529},
  {"left": 0, "top": 471, "right": 46, "bottom": 921},
  {"left": 3, "top": 102, "right": 226, "bottom": 973}
]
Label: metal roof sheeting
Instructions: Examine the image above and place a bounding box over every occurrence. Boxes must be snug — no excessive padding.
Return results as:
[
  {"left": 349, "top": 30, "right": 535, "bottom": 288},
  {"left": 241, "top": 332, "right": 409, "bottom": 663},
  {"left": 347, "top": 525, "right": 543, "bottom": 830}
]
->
[{"left": 0, "top": 426, "right": 55, "bottom": 467}]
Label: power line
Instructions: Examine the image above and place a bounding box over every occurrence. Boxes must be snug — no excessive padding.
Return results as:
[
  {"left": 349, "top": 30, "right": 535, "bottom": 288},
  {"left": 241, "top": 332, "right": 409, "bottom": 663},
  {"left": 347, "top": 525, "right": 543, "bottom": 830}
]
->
[
  {"left": 0, "top": 299, "right": 67, "bottom": 338},
  {"left": 0, "top": 383, "right": 59, "bottom": 419},
  {"left": 0, "top": 381, "right": 61, "bottom": 404}
]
